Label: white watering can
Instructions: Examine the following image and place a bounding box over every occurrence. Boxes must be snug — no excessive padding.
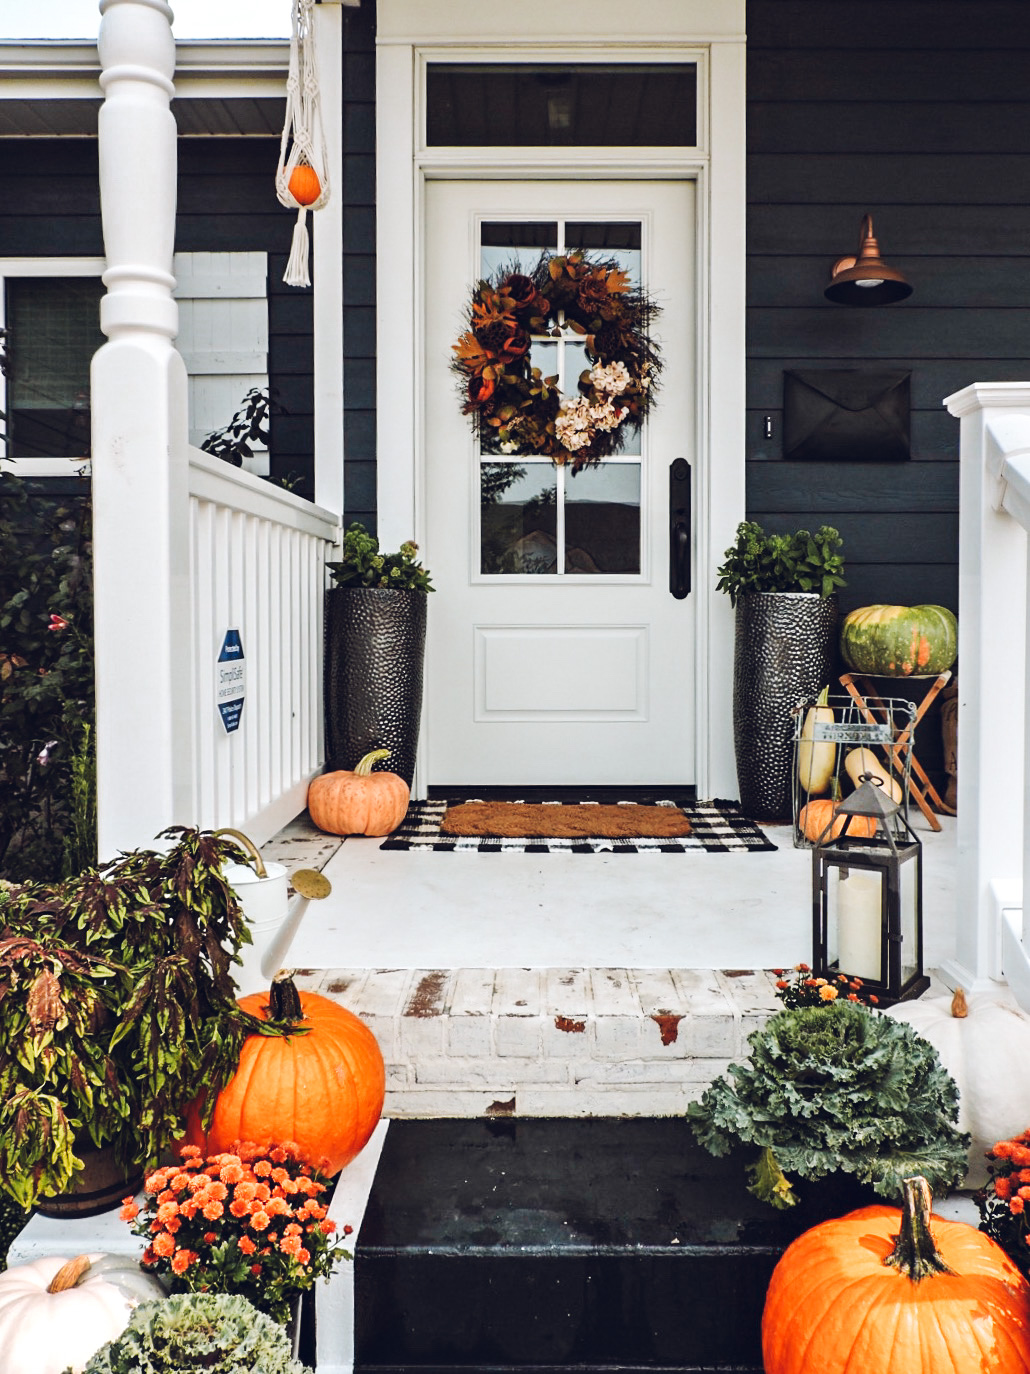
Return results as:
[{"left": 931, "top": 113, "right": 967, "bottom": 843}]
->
[{"left": 215, "top": 829, "right": 332, "bottom": 998}]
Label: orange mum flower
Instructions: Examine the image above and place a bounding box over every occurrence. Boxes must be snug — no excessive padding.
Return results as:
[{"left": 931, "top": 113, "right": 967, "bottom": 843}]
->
[
  {"left": 220, "top": 1161, "right": 244, "bottom": 1185},
  {"left": 120, "top": 1199, "right": 140, "bottom": 1221},
  {"left": 254, "top": 1160, "right": 272, "bottom": 1177},
  {"left": 230, "top": 1198, "right": 251, "bottom": 1218},
  {"left": 202, "top": 1200, "right": 224, "bottom": 1221},
  {"left": 180, "top": 1145, "right": 202, "bottom": 1159},
  {"left": 297, "top": 1248, "right": 310, "bottom": 1265},
  {"left": 156, "top": 1201, "right": 179, "bottom": 1224},
  {"left": 234, "top": 1181, "right": 258, "bottom": 1203},
  {"left": 152, "top": 1232, "right": 176, "bottom": 1258},
  {"left": 238, "top": 1235, "right": 257, "bottom": 1255},
  {"left": 250, "top": 1209, "right": 271, "bottom": 1231},
  {"left": 170, "top": 1249, "right": 194, "bottom": 1275},
  {"left": 280, "top": 1234, "right": 302, "bottom": 1256}
]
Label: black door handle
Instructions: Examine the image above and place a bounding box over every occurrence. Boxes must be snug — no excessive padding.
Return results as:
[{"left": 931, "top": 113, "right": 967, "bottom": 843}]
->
[{"left": 669, "top": 458, "right": 691, "bottom": 598}]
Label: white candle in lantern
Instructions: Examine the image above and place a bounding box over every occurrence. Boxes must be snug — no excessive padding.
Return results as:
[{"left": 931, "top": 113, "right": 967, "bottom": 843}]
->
[{"left": 836, "top": 868, "right": 883, "bottom": 981}]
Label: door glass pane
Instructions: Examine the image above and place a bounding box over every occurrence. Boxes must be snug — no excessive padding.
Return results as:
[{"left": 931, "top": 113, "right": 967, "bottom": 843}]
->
[
  {"left": 428, "top": 65, "right": 697, "bottom": 147},
  {"left": 565, "top": 464, "right": 641, "bottom": 574},
  {"left": 565, "top": 222, "right": 642, "bottom": 290},
  {"left": 6, "top": 277, "right": 103, "bottom": 458},
  {"left": 481, "top": 463, "right": 558, "bottom": 573},
  {"left": 481, "top": 222, "right": 558, "bottom": 278}
]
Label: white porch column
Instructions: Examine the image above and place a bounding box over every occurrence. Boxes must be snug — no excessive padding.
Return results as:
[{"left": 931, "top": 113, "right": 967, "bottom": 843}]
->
[
  {"left": 942, "top": 383, "right": 1030, "bottom": 990},
  {"left": 92, "top": 0, "right": 192, "bottom": 859}
]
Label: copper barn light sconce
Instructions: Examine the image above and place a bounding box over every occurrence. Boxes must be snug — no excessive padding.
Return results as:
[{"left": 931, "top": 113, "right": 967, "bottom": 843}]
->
[{"left": 824, "top": 214, "right": 913, "bottom": 306}]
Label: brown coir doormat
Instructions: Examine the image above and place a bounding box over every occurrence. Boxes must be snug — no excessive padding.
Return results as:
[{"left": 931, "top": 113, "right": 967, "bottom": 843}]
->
[{"left": 440, "top": 801, "right": 692, "bottom": 840}]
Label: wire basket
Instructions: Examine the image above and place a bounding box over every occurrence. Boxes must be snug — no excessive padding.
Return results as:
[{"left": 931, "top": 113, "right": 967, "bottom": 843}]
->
[{"left": 791, "top": 691, "right": 918, "bottom": 849}]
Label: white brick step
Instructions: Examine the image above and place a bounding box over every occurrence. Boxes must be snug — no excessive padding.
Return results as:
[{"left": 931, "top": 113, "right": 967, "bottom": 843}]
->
[{"left": 292, "top": 966, "right": 782, "bottom": 1118}]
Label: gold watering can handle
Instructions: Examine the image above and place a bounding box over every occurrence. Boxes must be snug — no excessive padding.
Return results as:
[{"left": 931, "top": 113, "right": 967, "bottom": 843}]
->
[{"left": 213, "top": 827, "right": 268, "bottom": 879}]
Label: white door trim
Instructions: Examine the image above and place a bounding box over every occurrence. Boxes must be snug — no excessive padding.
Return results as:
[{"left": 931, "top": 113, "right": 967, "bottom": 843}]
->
[{"left": 376, "top": 19, "right": 745, "bottom": 800}]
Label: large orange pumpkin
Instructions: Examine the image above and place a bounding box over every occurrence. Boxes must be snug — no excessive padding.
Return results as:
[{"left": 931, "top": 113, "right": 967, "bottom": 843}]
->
[
  {"left": 287, "top": 162, "right": 321, "bottom": 206},
  {"left": 798, "top": 798, "right": 877, "bottom": 844},
  {"left": 307, "top": 748, "right": 410, "bottom": 836},
  {"left": 186, "top": 972, "right": 385, "bottom": 1176},
  {"left": 763, "top": 1176, "right": 1030, "bottom": 1374}
]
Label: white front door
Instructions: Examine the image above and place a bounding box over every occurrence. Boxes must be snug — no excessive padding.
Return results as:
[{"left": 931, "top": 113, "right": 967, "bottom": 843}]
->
[{"left": 424, "top": 180, "right": 696, "bottom": 786}]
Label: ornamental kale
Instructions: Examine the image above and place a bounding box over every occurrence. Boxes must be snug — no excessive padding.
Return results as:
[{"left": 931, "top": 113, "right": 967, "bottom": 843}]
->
[
  {"left": 74, "top": 1293, "right": 310, "bottom": 1374},
  {"left": 687, "top": 1001, "right": 969, "bottom": 1209}
]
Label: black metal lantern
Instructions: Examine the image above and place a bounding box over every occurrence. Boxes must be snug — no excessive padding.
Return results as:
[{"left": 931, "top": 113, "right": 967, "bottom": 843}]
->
[{"left": 812, "top": 774, "right": 927, "bottom": 1006}]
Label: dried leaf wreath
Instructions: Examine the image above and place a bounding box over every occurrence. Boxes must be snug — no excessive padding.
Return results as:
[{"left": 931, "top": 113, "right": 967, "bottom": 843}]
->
[{"left": 451, "top": 251, "right": 662, "bottom": 473}]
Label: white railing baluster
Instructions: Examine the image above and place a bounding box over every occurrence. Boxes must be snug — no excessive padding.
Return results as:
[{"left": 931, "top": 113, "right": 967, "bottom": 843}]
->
[
  {"left": 185, "top": 449, "right": 339, "bottom": 845},
  {"left": 945, "top": 383, "right": 1030, "bottom": 1005}
]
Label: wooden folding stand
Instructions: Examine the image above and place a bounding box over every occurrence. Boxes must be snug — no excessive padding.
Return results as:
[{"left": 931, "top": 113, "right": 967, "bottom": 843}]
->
[{"left": 838, "top": 670, "right": 956, "bottom": 832}]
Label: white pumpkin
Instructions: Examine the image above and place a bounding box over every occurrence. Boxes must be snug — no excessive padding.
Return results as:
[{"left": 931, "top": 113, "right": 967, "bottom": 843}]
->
[
  {"left": 889, "top": 986, "right": 1030, "bottom": 1186},
  {"left": 0, "top": 1252, "right": 165, "bottom": 1374}
]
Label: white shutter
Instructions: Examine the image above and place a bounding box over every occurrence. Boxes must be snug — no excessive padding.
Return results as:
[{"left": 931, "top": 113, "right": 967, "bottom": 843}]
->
[{"left": 173, "top": 251, "right": 269, "bottom": 475}]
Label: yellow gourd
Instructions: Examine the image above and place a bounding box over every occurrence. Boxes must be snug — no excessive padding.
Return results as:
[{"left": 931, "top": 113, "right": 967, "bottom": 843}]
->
[
  {"left": 843, "top": 747, "right": 904, "bottom": 804},
  {"left": 797, "top": 687, "right": 836, "bottom": 795}
]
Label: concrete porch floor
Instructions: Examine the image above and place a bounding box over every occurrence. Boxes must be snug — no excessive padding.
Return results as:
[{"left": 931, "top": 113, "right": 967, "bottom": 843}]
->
[{"left": 264, "top": 810, "right": 958, "bottom": 973}]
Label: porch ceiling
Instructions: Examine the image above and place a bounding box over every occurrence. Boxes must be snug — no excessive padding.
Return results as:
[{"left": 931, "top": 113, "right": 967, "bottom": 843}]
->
[{"left": 0, "top": 39, "right": 288, "bottom": 137}]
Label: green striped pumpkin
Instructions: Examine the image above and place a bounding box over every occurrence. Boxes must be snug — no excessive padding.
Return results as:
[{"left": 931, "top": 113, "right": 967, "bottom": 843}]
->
[{"left": 840, "top": 604, "right": 958, "bottom": 677}]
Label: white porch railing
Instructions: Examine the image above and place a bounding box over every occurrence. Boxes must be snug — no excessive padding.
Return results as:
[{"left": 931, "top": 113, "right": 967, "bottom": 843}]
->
[
  {"left": 90, "top": 0, "right": 342, "bottom": 858},
  {"left": 944, "top": 382, "right": 1030, "bottom": 1009},
  {"left": 188, "top": 448, "right": 338, "bottom": 843}
]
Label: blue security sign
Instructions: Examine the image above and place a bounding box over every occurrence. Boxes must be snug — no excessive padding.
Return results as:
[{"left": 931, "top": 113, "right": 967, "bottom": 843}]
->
[{"left": 216, "top": 629, "right": 246, "bottom": 733}]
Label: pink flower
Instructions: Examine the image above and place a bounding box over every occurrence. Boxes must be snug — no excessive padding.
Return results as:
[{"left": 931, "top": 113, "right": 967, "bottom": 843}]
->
[{"left": 47, "top": 614, "right": 69, "bottom": 632}]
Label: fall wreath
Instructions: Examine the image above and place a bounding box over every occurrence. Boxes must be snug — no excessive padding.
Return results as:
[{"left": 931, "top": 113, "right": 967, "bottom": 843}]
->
[{"left": 451, "top": 251, "right": 662, "bottom": 473}]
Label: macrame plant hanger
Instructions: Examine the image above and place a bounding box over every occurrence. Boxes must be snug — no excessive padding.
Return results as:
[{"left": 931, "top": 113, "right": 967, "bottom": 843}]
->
[{"left": 276, "top": 0, "right": 330, "bottom": 287}]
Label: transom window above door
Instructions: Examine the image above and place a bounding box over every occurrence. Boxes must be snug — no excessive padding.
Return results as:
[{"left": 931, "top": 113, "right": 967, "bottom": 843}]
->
[
  {"left": 476, "top": 219, "right": 644, "bottom": 579},
  {"left": 426, "top": 63, "right": 697, "bottom": 147}
]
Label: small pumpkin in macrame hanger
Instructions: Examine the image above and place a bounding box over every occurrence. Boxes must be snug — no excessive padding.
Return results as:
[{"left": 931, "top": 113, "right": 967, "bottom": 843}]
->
[{"left": 276, "top": 0, "right": 330, "bottom": 287}]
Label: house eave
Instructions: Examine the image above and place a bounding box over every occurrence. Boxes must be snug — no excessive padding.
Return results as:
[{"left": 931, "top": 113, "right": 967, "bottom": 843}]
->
[{"left": 0, "top": 39, "right": 290, "bottom": 137}]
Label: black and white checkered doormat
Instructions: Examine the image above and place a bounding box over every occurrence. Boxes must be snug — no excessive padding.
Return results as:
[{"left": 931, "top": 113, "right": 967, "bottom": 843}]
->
[{"left": 380, "top": 799, "right": 778, "bottom": 853}]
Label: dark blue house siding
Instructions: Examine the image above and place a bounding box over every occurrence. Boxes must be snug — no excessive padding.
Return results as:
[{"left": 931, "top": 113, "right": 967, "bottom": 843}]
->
[
  {"left": 0, "top": 138, "right": 314, "bottom": 496},
  {"left": 341, "top": 0, "right": 378, "bottom": 532},
  {"left": 746, "top": 0, "right": 1030, "bottom": 616}
]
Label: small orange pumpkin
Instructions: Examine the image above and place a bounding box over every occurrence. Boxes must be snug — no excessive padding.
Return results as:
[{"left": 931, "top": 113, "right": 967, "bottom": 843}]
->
[
  {"left": 288, "top": 162, "right": 321, "bottom": 206},
  {"left": 307, "top": 749, "right": 410, "bottom": 836},
  {"left": 186, "top": 972, "right": 385, "bottom": 1176},
  {"left": 798, "top": 798, "right": 877, "bottom": 844},
  {"left": 763, "top": 1176, "right": 1030, "bottom": 1374}
]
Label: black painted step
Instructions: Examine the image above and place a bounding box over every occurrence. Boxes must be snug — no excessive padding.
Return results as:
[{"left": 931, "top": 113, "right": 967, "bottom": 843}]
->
[{"left": 354, "top": 1118, "right": 872, "bottom": 1374}]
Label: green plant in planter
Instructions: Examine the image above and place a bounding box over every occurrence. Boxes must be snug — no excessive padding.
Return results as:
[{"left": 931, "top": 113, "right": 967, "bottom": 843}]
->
[
  {"left": 716, "top": 520, "right": 846, "bottom": 608},
  {"left": 71, "top": 1293, "right": 310, "bottom": 1374},
  {"left": 0, "top": 828, "right": 282, "bottom": 1211},
  {"left": 687, "top": 1001, "right": 969, "bottom": 1209},
  {"left": 327, "top": 522, "right": 434, "bottom": 593}
]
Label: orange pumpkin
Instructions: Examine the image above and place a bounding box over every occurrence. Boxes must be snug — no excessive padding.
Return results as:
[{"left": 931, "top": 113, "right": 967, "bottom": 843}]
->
[
  {"left": 307, "top": 749, "right": 410, "bottom": 836},
  {"left": 186, "top": 972, "right": 385, "bottom": 1176},
  {"left": 763, "top": 1176, "right": 1030, "bottom": 1374},
  {"left": 287, "top": 162, "right": 321, "bottom": 206},
  {"left": 798, "top": 798, "right": 877, "bottom": 844}
]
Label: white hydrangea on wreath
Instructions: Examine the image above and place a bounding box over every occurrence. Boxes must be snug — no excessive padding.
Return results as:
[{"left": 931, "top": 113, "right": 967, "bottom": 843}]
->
[{"left": 451, "top": 251, "right": 663, "bottom": 474}]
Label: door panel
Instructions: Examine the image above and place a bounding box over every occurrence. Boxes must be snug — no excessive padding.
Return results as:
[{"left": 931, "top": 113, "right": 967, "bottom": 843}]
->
[{"left": 424, "top": 180, "right": 695, "bottom": 785}]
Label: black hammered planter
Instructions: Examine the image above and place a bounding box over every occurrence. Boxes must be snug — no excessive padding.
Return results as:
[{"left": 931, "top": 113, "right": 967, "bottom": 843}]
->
[
  {"left": 324, "top": 587, "right": 428, "bottom": 787},
  {"left": 733, "top": 592, "right": 839, "bottom": 821}
]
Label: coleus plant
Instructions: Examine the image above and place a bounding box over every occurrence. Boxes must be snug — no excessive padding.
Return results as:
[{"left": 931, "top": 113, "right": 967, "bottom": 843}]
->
[{"left": 0, "top": 828, "right": 285, "bottom": 1210}]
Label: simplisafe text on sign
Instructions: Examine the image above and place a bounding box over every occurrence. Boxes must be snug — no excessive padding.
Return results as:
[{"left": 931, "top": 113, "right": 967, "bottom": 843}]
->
[{"left": 216, "top": 629, "right": 246, "bottom": 733}]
